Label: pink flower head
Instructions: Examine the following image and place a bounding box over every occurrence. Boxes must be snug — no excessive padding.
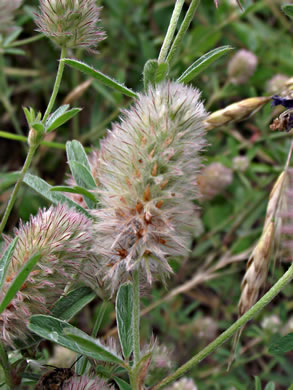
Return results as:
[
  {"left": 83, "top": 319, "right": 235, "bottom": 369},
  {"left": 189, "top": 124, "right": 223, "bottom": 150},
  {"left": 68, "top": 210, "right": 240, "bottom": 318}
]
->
[
  {"left": 35, "top": 0, "right": 106, "bottom": 51},
  {"left": 62, "top": 375, "right": 114, "bottom": 390},
  {"left": 0, "top": 204, "right": 93, "bottom": 347}
]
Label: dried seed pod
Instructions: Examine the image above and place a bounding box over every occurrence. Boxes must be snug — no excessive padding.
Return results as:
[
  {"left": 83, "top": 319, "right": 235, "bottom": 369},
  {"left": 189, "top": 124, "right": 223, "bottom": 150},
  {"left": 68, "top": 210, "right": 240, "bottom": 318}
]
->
[
  {"left": 205, "top": 96, "right": 271, "bottom": 130},
  {"left": 239, "top": 221, "right": 275, "bottom": 316}
]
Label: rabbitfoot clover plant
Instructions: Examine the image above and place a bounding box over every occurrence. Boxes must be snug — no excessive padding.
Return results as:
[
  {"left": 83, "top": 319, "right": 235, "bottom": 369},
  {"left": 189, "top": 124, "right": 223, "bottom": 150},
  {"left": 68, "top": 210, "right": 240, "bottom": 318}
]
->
[{"left": 1, "top": 0, "right": 293, "bottom": 389}]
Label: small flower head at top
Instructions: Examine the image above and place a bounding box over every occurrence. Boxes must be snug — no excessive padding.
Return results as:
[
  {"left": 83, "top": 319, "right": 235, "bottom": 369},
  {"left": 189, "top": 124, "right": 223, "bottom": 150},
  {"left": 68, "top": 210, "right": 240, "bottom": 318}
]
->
[
  {"left": 91, "top": 81, "right": 207, "bottom": 292},
  {"left": 0, "top": 0, "right": 22, "bottom": 34},
  {"left": 35, "top": 0, "right": 106, "bottom": 51},
  {"left": 0, "top": 204, "right": 93, "bottom": 347}
]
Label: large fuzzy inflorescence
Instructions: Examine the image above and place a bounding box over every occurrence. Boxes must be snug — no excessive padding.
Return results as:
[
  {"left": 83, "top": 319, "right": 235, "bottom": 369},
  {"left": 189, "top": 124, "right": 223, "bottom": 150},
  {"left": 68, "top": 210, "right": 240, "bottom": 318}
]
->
[
  {"left": 35, "top": 0, "right": 105, "bottom": 51},
  {"left": 0, "top": 204, "right": 93, "bottom": 347},
  {"left": 91, "top": 82, "right": 207, "bottom": 291}
]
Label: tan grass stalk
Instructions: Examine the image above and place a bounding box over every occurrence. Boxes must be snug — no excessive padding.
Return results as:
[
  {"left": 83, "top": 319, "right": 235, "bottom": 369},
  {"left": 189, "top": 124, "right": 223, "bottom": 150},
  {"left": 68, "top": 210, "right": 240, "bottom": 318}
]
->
[
  {"left": 204, "top": 96, "right": 271, "bottom": 131},
  {"left": 63, "top": 79, "right": 92, "bottom": 105}
]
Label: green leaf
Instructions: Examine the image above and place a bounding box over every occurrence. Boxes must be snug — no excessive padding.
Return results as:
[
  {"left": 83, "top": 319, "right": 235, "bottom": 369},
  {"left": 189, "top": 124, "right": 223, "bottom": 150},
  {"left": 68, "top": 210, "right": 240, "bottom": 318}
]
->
[
  {"left": 3, "top": 28, "right": 22, "bottom": 46},
  {"left": 51, "top": 287, "right": 96, "bottom": 321},
  {"left": 282, "top": 4, "right": 293, "bottom": 19},
  {"left": 177, "top": 46, "right": 233, "bottom": 83},
  {"left": 29, "top": 315, "right": 125, "bottom": 365},
  {"left": 23, "top": 173, "right": 92, "bottom": 219},
  {"left": 64, "top": 327, "right": 125, "bottom": 366},
  {"left": 46, "top": 106, "right": 82, "bottom": 132},
  {"left": 254, "top": 376, "right": 261, "bottom": 390},
  {"left": 264, "top": 382, "right": 275, "bottom": 390},
  {"left": 3, "top": 48, "right": 25, "bottom": 56},
  {"left": 268, "top": 332, "right": 293, "bottom": 355},
  {"left": 31, "top": 122, "right": 45, "bottom": 133},
  {"left": 0, "top": 252, "right": 41, "bottom": 314},
  {"left": 0, "top": 171, "right": 20, "bottom": 193},
  {"left": 264, "top": 383, "right": 275, "bottom": 390},
  {"left": 63, "top": 59, "right": 138, "bottom": 99},
  {"left": 116, "top": 282, "right": 133, "bottom": 359},
  {"left": 66, "top": 140, "right": 92, "bottom": 172},
  {"left": 143, "top": 59, "right": 169, "bottom": 89},
  {"left": 114, "top": 377, "right": 131, "bottom": 390},
  {"left": 50, "top": 186, "right": 97, "bottom": 203},
  {"left": 68, "top": 161, "right": 96, "bottom": 189},
  {"left": 0, "top": 237, "right": 18, "bottom": 291}
]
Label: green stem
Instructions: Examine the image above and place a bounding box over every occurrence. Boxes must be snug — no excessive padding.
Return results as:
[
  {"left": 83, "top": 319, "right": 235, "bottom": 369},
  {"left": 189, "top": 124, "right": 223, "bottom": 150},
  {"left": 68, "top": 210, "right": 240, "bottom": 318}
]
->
[
  {"left": 0, "top": 48, "right": 67, "bottom": 234},
  {"left": 42, "top": 47, "right": 67, "bottom": 123},
  {"left": 129, "top": 370, "right": 138, "bottom": 390},
  {"left": 0, "top": 130, "right": 91, "bottom": 151},
  {"left": 0, "top": 341, "right": 12, "bottom": 388},
  {"left": 10, "top": 34, "right": 44, "bottom": 47},
  {"left": 132, "top": 269, "right": 140, "bottom": 365},
  {"left": 152, "top": 263, "right": 293, "bottom": 390},
  {"left": 0, "top": 144, "right": 37, "bottom": 235},
  {"left": 158, "top": 0, "right": 185, "bottom": 63},
  {"left": 166, "top": 0, "right": 200, "bottom": 65}
]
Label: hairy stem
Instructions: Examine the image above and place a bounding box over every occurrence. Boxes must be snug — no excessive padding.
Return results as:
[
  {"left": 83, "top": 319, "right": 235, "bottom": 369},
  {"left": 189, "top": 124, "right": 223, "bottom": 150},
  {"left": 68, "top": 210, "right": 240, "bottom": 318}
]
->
[
  {"left": 42, "top": 47, "right": 67, "bottom": 123},
  {"left": 0, "top": 48, "right": 67, "bottom": 234},
  {"left": 133, "top": 269, "right": 140, "bottom": 365},
  {"left": 158, "top": 0, "right": 185, "bottom": 63},
  {"left": 0, "top": 143, "right": 37, "bottom": 235},
  {"left": 152, "top": 263, "right": 293, "bottom": 390},
  {"left": 166, "top": 0, "right": 200, "bottom": 65}
]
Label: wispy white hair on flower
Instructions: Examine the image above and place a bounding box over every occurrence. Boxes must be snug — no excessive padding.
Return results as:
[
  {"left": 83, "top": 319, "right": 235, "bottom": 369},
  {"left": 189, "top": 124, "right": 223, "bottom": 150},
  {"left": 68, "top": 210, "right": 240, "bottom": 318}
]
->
[
  {"left": 35, "top": 0, "right": 105, "bottom": 51},
  {"left": 0, "top": 204, "right": 93, "bottom": 347},
  {"left": 91, "top": 81, "right": 207, "bottom": 291}
]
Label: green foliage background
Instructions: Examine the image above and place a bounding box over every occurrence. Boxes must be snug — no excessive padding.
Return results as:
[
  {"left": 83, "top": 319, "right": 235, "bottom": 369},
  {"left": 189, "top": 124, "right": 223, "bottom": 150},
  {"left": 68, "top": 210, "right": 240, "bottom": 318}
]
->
[{"left": 0, "top": 0, "right": 293, "bottom": 389}]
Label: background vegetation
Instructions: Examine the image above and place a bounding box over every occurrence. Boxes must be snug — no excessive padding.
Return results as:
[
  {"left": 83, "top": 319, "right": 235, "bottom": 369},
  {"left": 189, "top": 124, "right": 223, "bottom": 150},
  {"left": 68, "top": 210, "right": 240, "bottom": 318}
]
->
[{"left": 0, "top": 0, "right": 293, "bottom": 389}]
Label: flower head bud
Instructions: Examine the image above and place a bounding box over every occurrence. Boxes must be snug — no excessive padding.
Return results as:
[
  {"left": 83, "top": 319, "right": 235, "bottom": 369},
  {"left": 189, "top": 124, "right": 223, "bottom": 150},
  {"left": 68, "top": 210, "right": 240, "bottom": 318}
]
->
[
  {"left": 0, "top": 0, "right": 22, "bottom": 34},
  {"left": 91, "top": 82, "right": 207, "bottom": 291},
  {"left": 62, "top": 376, "right": 114, "bottom": 390},
  {"left": 228, "top": 49, "right": 258, "bottom": 85},
  {"left": 198, "top": 162, "right": 233, "bottom": 200},
  {"left": 147, "top": 344, "right": 174, "bottom": 386},
  {"left": 232, "top": 155, "right": 249, "bottom": 172},
  {"left": 266, "top": 74, "right": 289, "bottom": 96},
  {"left": 166, "top": 377, "right": 198, "bottom": 390},
  {"left": 0, "top": 204, "right": 93, "bottom": 347},
  {"left": 35, "top": 0, "right": 106, "bottom": 51}
]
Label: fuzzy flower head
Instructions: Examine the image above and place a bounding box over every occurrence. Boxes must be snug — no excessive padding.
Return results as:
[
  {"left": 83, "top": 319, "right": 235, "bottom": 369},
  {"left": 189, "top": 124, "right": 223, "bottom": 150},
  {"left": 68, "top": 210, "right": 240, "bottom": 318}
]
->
[
  {"left": 0, "top": 0, "right": 22, "bottom": 34},
  {"left": 35, "top": 0, "right": 105, "bottom": 51},
  {"left": 62, "top": 375, "right": 114, "bottom": 390},
  {"left": 166, "top": 377, "right": 198, "bottom": 390},
  {"left": 91, "top": 82, "right": 207, "bottom": 291},
  {"left": 228, "top": 49, "right": 258, "bottom": 85},
  {"left": 0, "top": 204, "right": 93, "bottom": 347},
  {"left": 198, "top": 162, "right": 233, "bottom": 201}
]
